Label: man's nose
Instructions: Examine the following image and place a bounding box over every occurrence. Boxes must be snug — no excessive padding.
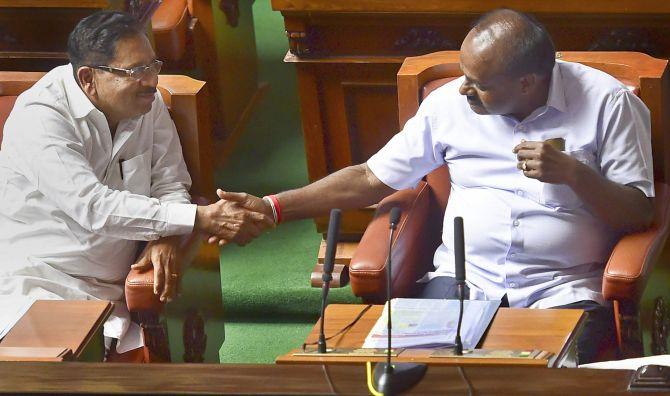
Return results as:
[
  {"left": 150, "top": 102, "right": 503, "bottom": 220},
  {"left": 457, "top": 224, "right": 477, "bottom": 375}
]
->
[
  {"left": 140, "top": 72, "right": 159, "bottom": 88},
  {"left": 459, "top": 81, "right": 473, "bottom": 96}
]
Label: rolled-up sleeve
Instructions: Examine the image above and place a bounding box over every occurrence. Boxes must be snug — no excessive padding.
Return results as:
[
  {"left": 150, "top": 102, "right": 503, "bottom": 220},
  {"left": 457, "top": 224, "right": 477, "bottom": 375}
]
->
[
  {"left": 599, "top": 89, "right": 654, "bottom": 197},
  {"left": 367, "top": 105, "right": 446, "bottom": 190}
]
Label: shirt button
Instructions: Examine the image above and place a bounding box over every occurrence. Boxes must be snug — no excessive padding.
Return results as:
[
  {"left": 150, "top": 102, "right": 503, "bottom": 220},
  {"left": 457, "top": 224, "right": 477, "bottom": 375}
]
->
[
  {"left": 517, "top": 125, "right": 525, "bottom": 132},
  {"left": 513, "top": 220, "right": 520, "bottom": 227},
  {"left": 516, "top": 190, "right": 524, "bottom": 196},
  {"left": 509, "top": 252, "right": 516, "bottom": 258},
  {"left": 509, "top": 282, "right": 517, "bottom": 288}
]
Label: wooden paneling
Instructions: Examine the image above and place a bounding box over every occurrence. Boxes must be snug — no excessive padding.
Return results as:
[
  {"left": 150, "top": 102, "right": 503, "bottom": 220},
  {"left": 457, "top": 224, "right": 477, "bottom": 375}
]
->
[
  {"left": 273, "top": 0, "right": 670, "bottom": 237},
  {"left": 0, "top": 361, "right": 641, "bottom": 395},
  {"left": 0, "top": 4, "right": 109, "bottom": 71},
  {"left": 0, "top": 1, "right": 108, "bottom": 7}
]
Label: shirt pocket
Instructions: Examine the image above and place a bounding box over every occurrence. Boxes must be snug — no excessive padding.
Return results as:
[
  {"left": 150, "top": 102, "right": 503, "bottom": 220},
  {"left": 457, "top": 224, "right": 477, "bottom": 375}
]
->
[
  {"left": 121, "top": 151, "right": 151, "bottom": 196},
  {"left": 540, "top": 149, "right": 596, "bottom": 209}
]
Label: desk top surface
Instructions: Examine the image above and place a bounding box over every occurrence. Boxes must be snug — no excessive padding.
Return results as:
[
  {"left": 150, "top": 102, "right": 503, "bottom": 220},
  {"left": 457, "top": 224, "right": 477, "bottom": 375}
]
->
[
  {"left": 0, "top": 300, "right": 112, "bottom": 358},
  {"left": 278, "top": 304, "right": 585, "bottom": 367}
]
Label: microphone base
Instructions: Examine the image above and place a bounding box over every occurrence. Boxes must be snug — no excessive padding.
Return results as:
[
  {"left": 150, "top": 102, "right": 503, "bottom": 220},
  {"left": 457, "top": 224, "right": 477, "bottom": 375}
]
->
[{"left": 373, "top": 362, "right": 427, "bottom": 395}]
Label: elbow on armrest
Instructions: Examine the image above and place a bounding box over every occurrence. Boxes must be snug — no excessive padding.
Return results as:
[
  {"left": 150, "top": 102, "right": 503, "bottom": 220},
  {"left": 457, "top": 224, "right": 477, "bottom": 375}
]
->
[{"left": 603, "top": 183, "right": 670, "bottom": 303}]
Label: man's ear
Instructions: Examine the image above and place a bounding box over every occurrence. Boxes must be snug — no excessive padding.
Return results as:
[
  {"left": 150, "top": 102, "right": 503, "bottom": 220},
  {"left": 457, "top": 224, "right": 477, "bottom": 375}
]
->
[
  {"left": 518, "top": 74, "right": 536, "bottom": 94},
  {"left": 76, "top": 66, "right": 97, "bottom": 97}
]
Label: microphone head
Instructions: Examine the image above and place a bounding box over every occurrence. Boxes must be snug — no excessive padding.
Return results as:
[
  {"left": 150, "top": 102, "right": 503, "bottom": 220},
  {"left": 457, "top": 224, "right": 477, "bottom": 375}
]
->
[
  {"left": 389, "top": 207, "right": 402, "bottom": 228},
  {"left": 454, "top": 217, "right": 466, "bottom": 282},
  {"left": 323, "top": 209, "right": 341, "bottom": 277}
]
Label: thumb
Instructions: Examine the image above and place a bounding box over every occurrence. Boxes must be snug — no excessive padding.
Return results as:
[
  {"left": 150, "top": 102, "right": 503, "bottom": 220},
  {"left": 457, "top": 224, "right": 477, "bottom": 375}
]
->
[
  {"left": 218, "top": 190, "right": 252, "bottom": 205},
  {"left": 131, "top": 253, "right": 152, "bottom": 271}
]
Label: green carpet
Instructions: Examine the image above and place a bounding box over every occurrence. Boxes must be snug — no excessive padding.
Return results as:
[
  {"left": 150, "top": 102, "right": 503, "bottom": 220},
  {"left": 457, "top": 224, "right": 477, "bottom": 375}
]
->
[{"left": 215, "top": 1, "right": 360, "bottom": 364}]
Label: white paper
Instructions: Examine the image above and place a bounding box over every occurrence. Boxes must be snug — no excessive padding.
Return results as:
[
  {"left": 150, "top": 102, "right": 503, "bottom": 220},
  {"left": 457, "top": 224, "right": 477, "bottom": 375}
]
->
[
  {"left": 0, "top": 295, "right": 35, "bottom": 340},
  {"left": 580, "top": 355, "right": 670, "bottom": 370},
  {"left": 363, "top": 298, "right": 500, "bottom": 349}
]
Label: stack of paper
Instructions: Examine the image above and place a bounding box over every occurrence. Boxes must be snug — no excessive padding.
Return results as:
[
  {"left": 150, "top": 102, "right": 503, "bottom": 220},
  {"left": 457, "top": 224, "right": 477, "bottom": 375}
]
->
[
  {"left": 580, "top": 355, "right": 670, "bottom": 370},
  {"left": 363, "top": 298, "right": 500, "bottom": 349}
]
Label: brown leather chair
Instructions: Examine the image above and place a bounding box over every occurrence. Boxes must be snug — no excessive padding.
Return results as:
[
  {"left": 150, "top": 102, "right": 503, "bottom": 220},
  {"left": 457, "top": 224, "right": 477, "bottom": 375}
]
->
[
  {"left": 0, "top": 71, "right": 213, "bottom": 362},
  {"left": 151, "top": 0, "right": 194, "bottom": 64},
  {"left": 349, "top": 51, "right": 670, "bottom": 359}
]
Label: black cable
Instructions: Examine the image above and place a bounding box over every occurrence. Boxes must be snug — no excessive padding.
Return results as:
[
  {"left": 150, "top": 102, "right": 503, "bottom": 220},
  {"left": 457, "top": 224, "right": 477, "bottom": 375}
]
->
[
  {"left": 321, "top": 364, "right": 337, "bottom": 394},
  {"left": 457, "top": 366, "right": 475, "bottom": 396},
  {"left": 302, "top": 304, "right": 373, "bottom": 350}
]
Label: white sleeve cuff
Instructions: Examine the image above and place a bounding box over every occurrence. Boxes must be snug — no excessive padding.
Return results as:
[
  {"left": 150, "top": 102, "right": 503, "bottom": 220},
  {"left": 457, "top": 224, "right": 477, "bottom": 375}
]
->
[{"left": 164, "top": 203, "right": 197, "bottom": 236}]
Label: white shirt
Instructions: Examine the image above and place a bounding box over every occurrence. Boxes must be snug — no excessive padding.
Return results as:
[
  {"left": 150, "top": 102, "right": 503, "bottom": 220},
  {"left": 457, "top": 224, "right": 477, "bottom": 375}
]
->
[
  {"left": 0, "top": 65, "right": 197, "bottom": 352},
  {"left": 368, "top": 60, "right": 654, "bottom": 309}
]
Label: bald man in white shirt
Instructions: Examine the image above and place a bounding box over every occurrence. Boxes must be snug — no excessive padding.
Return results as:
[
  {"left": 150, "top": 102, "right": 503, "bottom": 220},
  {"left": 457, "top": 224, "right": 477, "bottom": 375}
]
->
[
  {"left": 0, "top": 11, "right": 273, "bottom": 359},
  {"left": 215, "top": 9, "right": 654, "bottom": 364}
]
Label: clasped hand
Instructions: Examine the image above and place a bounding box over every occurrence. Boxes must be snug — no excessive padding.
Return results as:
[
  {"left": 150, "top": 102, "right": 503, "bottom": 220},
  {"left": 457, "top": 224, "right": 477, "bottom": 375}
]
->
[
  {"left": 131, "top": 235, "right": 181, "bottom": 302},
  {"left": 513, "top": 140, "right": 578, "bottom": 185},
  {"left": 196, "top": 189, "right": 275, "bottom": 247}
]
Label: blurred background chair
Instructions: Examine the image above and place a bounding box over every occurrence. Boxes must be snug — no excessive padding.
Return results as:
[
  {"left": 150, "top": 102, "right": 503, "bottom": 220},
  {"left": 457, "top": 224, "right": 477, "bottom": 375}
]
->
[
  {"left": 349, "top": 51, "right": 670, "bottom": 359},
  {"left": 0, "top": 71, "right": 213, "bottom": 363}
]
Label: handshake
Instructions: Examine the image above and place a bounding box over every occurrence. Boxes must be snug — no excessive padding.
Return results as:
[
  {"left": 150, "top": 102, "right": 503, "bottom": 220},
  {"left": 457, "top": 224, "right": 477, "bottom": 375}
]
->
[{"left": 194, "top": 189, "right": 275, "bottom": 246}]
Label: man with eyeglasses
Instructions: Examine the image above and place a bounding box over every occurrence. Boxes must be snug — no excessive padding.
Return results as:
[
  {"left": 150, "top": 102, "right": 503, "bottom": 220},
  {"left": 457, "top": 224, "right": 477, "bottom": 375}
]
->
[{"left": 0, "top": 10, "right": 273, "bottom": 361}]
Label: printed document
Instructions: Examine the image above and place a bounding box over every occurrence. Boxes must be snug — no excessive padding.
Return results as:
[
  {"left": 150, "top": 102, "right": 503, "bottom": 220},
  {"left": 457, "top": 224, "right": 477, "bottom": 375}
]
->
[{"left": 363, "top": 298, "right": 500, "bottom": 349}]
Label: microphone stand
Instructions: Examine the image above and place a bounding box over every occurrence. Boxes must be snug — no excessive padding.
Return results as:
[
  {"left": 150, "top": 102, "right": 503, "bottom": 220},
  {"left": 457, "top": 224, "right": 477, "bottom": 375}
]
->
[
  {"left": 373, "top": 207, "right": 426, "bottom": 395},
  {"left": 318, "top": 208, "right": 340, "bottom": 354},
  {"left": 453, "top": 216, "right": 466, "bottom": 356},
  {"left": 454, "top": 282, "right": 465, "bottom": 355}
]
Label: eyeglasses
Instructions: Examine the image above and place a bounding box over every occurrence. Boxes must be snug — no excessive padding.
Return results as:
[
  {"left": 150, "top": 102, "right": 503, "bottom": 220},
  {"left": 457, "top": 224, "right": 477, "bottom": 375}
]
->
[{"left": 87, "top": 59, "right": 163, "bottom": 80}]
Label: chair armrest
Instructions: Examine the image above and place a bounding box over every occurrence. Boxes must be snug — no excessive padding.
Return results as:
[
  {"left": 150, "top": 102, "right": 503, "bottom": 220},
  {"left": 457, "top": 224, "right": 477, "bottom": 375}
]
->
[
  {"left": 125, "top": 196, "right": 209, "bottom": 313},
  {"left": 349, "top": 181, "right": 442, "bottom": 302},
  {"left": 603, "top": 183, "right": 670, "bottom": 304}
]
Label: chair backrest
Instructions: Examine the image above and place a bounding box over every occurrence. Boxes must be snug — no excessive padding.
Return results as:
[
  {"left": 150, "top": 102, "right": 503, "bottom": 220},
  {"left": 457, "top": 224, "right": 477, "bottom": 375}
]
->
[
  {"left": 0, "top": 72, "right": 213, "bottom": 200},
  {"left": 397, "top": 51, "right": 670, "bottom": 214}
]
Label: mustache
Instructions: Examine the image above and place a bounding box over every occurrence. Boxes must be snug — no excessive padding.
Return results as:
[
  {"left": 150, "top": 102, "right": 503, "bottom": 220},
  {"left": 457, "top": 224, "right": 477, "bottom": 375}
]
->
[
  {"left": 466, "top": 95, "right": 481, "bottom": 104},
  {"left": 139, "top": 88, "right": 157, "bottom": 95}
]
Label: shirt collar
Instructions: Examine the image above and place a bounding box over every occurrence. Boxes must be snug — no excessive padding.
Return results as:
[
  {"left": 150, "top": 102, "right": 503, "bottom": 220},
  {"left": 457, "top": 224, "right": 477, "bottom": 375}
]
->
[
  {"left": 63, "top": 64, "right": 97, "bottom": 119},
  {"left": 544, "top": 61, "right": 567, "bottom": 113}
]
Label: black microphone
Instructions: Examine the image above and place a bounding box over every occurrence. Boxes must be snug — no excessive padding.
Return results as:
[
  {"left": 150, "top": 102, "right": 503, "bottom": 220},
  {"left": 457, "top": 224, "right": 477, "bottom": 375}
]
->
[
  {"left": 317, "top": 208, "right": 341, "bottom": 353},
  {"left": 453, "top": 216, "right": 466, "bottom": 355},
  {"left": 374, "top": 207, "right": 426, "bottom": 395}
]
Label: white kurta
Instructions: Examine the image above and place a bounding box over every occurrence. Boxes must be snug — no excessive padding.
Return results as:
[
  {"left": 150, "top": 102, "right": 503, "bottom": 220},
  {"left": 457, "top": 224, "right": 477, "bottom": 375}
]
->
[
  {"left": 0, "top": 64, "right": 197, "bottom": 352},
  {"left": 368, "top": 60, "right": 654, "bottom": 309}
]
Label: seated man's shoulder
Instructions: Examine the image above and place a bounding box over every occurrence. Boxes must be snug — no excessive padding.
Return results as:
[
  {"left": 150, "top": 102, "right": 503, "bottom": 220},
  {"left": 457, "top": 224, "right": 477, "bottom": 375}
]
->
[
  {"left": 561, "top": 61, "right": 634, "bottom": 98},
  {"left": 15, "top": 66, "right": 74, "bottom": 113}
]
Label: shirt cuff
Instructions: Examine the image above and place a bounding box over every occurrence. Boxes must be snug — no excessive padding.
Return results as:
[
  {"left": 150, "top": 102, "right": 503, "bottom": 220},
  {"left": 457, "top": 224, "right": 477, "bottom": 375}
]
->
[{"left": 163, "top": 203, "right": 197, "bottom": 236}]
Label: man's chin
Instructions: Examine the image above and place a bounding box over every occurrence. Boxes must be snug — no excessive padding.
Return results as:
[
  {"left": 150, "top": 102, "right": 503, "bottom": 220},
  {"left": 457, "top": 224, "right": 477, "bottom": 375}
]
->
[
  {"left": 468, "top": 103, "right": 488, "bottom": 115},
  {"left": 135, "top": 99, "right": 154, "bottom": 115}
]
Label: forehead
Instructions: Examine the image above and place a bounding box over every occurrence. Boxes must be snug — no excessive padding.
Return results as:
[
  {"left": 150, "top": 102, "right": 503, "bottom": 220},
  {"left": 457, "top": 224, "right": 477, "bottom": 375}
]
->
[
  {"left": 109, "top": 34, "right": 155, "bottom": 67},
  {"left": 459, "top": 33, "right": 506, "bottom": 83}
]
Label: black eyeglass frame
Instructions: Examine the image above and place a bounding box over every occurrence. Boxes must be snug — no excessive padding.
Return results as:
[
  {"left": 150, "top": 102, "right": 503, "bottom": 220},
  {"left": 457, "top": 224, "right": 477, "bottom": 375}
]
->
[{"left": 87, "top": 59, "right": 163, "bottom": 80}]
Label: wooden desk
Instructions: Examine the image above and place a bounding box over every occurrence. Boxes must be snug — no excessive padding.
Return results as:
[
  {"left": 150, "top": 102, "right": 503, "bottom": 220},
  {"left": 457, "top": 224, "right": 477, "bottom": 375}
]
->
[
  {"left": 0, "top": 300, "right": 113, "bottom": 361},
  {"left": 272, "top": 0, "right": 670, "bottom": 237},
  {"left": 0, "top": 362, "right": 647, "bottom": 395},
  {"left": 277, "top": 304, "right": 585, "bottom": 367}
]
